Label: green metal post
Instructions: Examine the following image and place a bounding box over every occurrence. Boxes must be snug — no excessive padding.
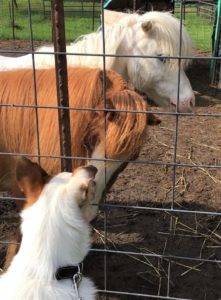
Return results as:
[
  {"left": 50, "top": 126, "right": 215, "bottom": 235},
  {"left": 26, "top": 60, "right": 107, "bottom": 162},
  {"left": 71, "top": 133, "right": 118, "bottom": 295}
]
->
[{"left": 211, "top": 0, "right": 221, "bottom": 86}]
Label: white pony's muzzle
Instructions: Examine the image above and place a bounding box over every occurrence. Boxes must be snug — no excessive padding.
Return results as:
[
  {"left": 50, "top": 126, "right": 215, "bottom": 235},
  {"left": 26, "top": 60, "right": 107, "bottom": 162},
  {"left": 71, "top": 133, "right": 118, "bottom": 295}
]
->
[{"left": 170, "top": 93, "right": 195, "bottom": 113}]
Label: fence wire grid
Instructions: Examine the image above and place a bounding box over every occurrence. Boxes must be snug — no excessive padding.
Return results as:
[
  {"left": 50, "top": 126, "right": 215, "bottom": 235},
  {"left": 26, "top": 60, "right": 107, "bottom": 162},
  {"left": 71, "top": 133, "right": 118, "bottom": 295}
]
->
[{"left": 0, "top": 0, "right": 221, "bottom": 299}]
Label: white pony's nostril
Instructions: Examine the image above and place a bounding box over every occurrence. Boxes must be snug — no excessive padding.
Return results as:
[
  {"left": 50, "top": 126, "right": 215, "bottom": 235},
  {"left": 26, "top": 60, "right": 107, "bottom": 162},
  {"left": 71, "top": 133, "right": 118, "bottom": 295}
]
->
[
  {"left": 186, "top": 96, "right": 195, "bottom": 113},
  {"left": 190, "top": 96, "right": 195, "bottom": 107},
  {"left": 170, "top": 102, "right": 176, "bottom": 110}
]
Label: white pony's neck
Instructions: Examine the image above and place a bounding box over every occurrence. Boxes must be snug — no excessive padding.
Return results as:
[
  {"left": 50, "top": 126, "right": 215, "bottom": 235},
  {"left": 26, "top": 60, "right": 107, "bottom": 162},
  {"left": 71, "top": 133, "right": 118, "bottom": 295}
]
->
[
  {"left": 67, "top": 20, "right": 131, "bottom": 71},
  {"left": 7, "top": 173, "right": 90, "bottom": 283}
]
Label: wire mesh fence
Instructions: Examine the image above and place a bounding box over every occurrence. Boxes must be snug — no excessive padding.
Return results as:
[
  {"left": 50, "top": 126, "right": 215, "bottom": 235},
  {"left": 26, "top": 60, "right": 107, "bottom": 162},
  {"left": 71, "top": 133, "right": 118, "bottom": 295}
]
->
[
  {"left": 0, "top": 0, "right": 101, "bottom": 41},
  {"left": 0, "top": 0, "right": 221, "bottom": 299}
]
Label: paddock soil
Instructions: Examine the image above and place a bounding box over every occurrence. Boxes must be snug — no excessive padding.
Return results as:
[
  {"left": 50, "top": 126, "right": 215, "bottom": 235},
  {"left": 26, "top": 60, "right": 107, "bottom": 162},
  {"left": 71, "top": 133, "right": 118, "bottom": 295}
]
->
[{"left": 0, "top": 41, "right": 221, "bottom": 299}]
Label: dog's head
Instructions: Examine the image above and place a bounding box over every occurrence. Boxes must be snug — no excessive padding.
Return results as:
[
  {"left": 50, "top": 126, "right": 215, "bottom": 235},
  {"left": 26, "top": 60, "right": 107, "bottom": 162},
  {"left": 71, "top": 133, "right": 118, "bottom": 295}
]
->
[{"left": 16, "top": 157, "right": 97, "bottom": 222}]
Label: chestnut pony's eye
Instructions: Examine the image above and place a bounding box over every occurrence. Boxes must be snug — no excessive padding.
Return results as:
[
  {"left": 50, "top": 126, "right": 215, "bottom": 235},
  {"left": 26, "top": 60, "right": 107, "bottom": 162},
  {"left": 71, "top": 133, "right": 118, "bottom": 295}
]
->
[{"left": 157, "top": 54, "right": 167, "bottom": 63}]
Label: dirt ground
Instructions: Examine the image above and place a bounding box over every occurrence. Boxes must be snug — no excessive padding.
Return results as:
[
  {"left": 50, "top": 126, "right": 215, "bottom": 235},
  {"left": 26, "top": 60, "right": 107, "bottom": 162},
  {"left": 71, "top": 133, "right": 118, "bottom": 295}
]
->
[{"left": 0, "top": 41, "right": 221, "bottom": 299}]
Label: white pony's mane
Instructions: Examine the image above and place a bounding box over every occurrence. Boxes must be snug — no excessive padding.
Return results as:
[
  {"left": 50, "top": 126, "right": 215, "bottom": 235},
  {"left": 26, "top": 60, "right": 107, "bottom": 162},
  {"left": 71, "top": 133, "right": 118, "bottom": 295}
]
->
[
  {"left": 67, "top": 11, "right": 193, "bottom": 70},
  {"left": 67, "top": 20, "right": 128, "bottom": 69}
]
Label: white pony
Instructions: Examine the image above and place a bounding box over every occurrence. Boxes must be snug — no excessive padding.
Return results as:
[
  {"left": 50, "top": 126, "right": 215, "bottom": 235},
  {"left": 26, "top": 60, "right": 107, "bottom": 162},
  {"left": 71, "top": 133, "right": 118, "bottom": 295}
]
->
[
  {"left": 0, "top": 11, "right": 194, "bottom": 112},
  {"left": 0, "top": 158, "right": 97, "bottom": 300}
]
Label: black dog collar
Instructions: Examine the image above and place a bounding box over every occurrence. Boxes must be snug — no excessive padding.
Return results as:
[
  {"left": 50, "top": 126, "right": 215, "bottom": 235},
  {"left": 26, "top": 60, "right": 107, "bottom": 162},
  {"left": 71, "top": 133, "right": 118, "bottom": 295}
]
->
[{"left": 55, "top": 263, "right": 83, "bottom": 280}]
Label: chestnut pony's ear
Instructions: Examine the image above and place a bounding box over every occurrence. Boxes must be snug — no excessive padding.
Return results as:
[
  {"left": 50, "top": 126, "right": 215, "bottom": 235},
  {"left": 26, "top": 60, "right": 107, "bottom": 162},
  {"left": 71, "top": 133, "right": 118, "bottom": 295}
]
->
[{"left": 16, "top": 157, "right": 50, "bottom": 204}]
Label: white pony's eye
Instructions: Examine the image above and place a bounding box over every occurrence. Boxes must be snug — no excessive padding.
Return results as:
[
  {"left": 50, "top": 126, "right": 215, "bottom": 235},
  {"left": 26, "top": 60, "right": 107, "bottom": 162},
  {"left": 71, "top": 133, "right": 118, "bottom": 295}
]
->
[{"left": 157, "top": 54, "right": 167, "bottom": 64}]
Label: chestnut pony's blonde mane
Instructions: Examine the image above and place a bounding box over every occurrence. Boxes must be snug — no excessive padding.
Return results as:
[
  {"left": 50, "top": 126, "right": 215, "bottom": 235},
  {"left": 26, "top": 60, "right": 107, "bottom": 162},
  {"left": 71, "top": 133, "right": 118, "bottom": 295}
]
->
[{"left": 0, "top": 67, "right": 147, "bottom": 179}]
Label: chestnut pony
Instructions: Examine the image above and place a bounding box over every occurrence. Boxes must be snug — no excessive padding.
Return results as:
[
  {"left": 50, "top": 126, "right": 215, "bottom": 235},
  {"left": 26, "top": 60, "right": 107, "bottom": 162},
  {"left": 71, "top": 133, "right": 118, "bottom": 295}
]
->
[{"left": 0, "top": 67, "right": 157, "bottom": 211}]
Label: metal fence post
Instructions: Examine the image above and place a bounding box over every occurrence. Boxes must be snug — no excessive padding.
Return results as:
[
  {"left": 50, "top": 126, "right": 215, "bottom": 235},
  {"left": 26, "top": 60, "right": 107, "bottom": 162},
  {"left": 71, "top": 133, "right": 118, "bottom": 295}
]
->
[
  {"left": 51, "top": 0, "right": 72, "bottom": 172},
  {"left": 11, "top": 0, "right": 15, "bottom": 40}
]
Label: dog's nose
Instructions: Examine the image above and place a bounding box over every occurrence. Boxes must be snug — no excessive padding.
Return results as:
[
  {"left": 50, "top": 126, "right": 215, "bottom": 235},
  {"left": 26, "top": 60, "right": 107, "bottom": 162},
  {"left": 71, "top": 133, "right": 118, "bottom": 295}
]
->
[{"left": 82, "top": 165, "right": 98, "bottom": 178}]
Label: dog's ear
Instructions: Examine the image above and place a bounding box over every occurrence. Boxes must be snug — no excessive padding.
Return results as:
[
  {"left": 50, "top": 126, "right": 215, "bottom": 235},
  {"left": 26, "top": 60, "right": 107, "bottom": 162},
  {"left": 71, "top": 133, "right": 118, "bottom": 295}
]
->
[
  {"left": 79, "top": 179, "right": 96, "bottom": 207},
  {"left": 73, "top": 165, "right": 97, "bottom": 221},
  {"left": 81, "top": 165, "right": 97, "bottom": 179},
  {"left": 75, "top": 166, "right": 97, "bottom": 207},
  {"left": 78, "top": 179, "right": 97, "bottom": 222},
  {"left": 16, "top": 157, "right": 50, "bottom": 206}
]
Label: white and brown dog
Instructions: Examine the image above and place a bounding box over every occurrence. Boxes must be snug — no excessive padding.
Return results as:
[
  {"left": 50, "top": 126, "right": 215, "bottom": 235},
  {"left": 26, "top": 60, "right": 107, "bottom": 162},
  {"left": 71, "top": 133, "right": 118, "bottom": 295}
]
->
[{"left": 0, "top": 157, "right": 97, "bottom": 300}]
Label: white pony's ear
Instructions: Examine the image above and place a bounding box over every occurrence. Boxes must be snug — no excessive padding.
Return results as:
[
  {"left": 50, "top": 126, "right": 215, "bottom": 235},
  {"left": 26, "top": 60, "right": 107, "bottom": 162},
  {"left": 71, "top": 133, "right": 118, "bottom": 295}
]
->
[{"left": 141, "top": 21, "right": 154, "bottom": 32}]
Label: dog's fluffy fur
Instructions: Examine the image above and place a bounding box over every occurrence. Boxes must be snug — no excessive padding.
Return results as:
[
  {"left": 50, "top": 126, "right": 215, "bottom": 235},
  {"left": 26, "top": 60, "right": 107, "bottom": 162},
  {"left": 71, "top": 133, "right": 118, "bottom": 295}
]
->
[{"left": 0, "top": 158, "right": 97, "bottom": 300}]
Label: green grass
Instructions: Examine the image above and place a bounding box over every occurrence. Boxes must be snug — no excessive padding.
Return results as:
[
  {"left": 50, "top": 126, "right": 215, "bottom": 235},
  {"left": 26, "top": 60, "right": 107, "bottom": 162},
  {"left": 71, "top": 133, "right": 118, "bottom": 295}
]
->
[
  {"left": 0, "top": 0, "right": 101, "bottom": 41},
  {"left": 175, "top": 5, "right": 213, "bottom": 52},
  {"left": 0, "top": 1, "right": 213, "bottom": 52}
]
